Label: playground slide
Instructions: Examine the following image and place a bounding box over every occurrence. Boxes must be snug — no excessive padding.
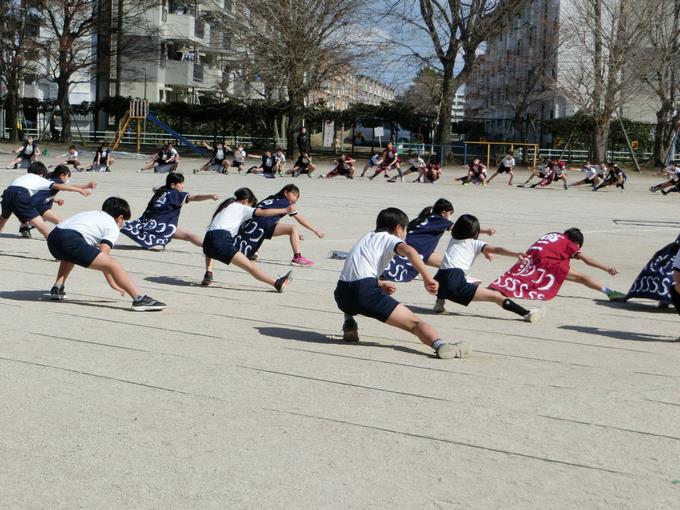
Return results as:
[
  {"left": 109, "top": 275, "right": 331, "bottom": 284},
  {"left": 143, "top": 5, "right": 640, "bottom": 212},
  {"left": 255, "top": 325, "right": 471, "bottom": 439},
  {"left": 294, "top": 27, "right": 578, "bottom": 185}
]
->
[{"left": 147, "top": 113, "right": 205, "bottom": 156}]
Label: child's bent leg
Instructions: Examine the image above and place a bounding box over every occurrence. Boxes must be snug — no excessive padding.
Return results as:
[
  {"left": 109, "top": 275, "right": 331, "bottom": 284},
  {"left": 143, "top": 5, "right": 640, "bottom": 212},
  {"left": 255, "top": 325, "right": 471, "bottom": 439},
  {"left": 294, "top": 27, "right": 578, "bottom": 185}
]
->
[
  {"left": 565, "top": 269, "right": 605, "bottom": 292},
  {"left": 173, "top": 227, "right": 203, "bottom": 247},
  {"left": 28, "top": 215, "right": 52, "bottom": 239},
  {"left": 426, "top": 253, "right": 443, "bottom": 268},
  {"left": 385, "top": 304, "right": 439, "bottom": 347},
  {"left": 54, "top": 261, "right": 76, "bottom": 287},
  {"left": 0, "top": 216, "right": 8, "bottom": 232},
  {"left": 89, "top": 253, "right": 141, "bottom": 299},
  {"left": 42, "top": 210, "right": 62, "bottom": 225},
  {"left": 230, "top": 252, "right": 277, "bottom": 286},
  {"left": 273, "top": 222, "right": 301, "bottom": 254}
]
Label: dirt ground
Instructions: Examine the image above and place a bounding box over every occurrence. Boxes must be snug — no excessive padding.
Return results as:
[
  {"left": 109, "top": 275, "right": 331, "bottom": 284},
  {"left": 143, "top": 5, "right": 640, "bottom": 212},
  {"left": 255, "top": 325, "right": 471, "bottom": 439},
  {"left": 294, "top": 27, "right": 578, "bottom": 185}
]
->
[{"left": 0, "top": 147, "right": 679, "bottom": 509}]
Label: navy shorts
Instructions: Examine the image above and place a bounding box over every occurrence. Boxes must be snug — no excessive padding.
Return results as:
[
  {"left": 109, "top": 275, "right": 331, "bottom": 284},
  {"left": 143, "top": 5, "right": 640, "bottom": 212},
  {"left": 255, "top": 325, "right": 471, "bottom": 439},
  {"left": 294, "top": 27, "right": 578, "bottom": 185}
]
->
[
  {"left": 36, "top": 199, "right": 55, "bottom": 216},
  {"left": 435, "top": 268, "right": 479, "bottom": 306},
  {"left": 231, "top": 160, "right": 243, "bottom": 168},
  {"left": 1, "top": 186, "right": 40, "bottom": 223},
  {"left": 334, "top": 278, "right": 400, "bottom": 323},
  {"left": 47, "top": 228, "right": 101, "bottom": 267},
  {"left": 203, "top": 230, "right": 238, "bottom": 265}
]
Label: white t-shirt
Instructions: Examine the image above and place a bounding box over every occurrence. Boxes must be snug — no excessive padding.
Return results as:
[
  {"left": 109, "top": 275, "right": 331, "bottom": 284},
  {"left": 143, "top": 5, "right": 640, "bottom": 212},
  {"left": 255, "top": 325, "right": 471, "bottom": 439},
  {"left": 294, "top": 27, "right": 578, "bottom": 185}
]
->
[
  {"left": 408, "top": 157, "right": 426, "bottom": 168},
  {"left": 440, "top": 238, "right": 487, "bottom": 272},
  {"left": 208, "top": 202, "right": 255, "bottom": 236},
  {"left": 582, "top": 165, "right": 598, "bottom": 179},
  {"left": 68, "top": 150, "right": 79, "bottom": 159},
  {"left": 275, "top": 153, "right": 286, "bottom": 164},
  {"left": 10, "top": 174, "right": 54, "bottom": 196},
  {"left": 502, "top": 157, "right": 516, "bottom": 168},
  {"left": 340, "top": 231, "right": 403, "bottom": 282},
  {"left": 58, "top": 211, "right": 120, "bottom": 247},
  {"left": 234, "top": 149, "right": 246, "bottom": 163}
]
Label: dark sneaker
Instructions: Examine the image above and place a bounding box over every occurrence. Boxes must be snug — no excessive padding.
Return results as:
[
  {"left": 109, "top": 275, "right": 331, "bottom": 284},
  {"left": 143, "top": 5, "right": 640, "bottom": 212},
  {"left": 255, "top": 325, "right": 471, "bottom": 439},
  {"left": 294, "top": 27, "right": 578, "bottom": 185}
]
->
[
  {"left": 131, "top": 295, "right": 166, "bottom": 311},
  {"left": 49, "top": 285, "right": 65, "bottom": 301},
  {"left": 19, "top": 225, "right": 33, "bottom": 238},
  {"left": 342, "top": 317, "right": 359, "bottom": 342},
  {"left": 274, "top": 271, "right": 292, "bottom": 293},
  {"left": 201, "top": 271, "right": 213, "bottom": 286},
  {"left": 436, "top": 341, "right": 471, "bottom": 359}
]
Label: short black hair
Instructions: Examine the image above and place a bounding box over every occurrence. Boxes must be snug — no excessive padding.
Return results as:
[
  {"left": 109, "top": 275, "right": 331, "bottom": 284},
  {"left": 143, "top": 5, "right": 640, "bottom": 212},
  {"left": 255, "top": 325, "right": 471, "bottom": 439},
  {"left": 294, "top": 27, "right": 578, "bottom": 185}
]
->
[
  {"left": 564, "top": 227, "right": 584, "bottom": 247},
  {"left": 376, "top": 207, "right": 409, "bottom": 233},
  {"left": 27, "top": 161, "right": 48, "bottom": 176},
  {"left": 102, "top": 197, "right": 131, "bottom": 220},
  {"left": 451, "top": 214, "right": 480, "bottom": 240}
]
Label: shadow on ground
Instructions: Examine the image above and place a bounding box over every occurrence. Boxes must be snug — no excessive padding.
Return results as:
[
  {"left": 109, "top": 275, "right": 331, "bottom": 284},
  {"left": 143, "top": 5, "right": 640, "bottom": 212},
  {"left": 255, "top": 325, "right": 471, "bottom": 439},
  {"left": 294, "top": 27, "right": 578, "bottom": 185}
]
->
[
  {"left": 256, "top": 326, "right": 433, "bottom": 357},
  {"left": 559, "top": 324, "right": 678, "bottom": 343}
]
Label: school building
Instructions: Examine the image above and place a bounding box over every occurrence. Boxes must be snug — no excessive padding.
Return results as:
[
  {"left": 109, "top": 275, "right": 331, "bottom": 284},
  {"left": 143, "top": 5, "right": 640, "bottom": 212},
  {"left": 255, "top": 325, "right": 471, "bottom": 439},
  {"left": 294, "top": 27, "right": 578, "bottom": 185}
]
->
[{"left": 464, "top": 0, "right": 658, "bottom": 143}]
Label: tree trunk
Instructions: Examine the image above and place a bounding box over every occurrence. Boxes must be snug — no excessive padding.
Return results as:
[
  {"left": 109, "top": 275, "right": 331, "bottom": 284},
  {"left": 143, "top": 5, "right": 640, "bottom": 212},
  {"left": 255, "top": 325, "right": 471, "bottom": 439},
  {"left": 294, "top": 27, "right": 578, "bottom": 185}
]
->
[
  {"left": 591, "top": 120, "right": 609, "bottom": 162},
  {"left": 5, "top": 75, "right": 20, "bottom": 141},
  {"left": 435, "top": 61, "right": 455, "bottom": 158},
  {"left": 653, "top": 108, "right": 670, "bottom": 165},
  {"left": 57, "top": 78, "right": 72, "bottom": 143}
]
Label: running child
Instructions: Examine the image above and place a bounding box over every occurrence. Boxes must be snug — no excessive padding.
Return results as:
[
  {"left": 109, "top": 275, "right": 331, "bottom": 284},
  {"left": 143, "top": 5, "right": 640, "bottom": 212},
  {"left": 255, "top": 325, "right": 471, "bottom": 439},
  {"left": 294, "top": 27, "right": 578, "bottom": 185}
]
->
[
  {"left": 287, "top": 152, "right": 316, "bottom": 177},
  {"left": 51, "top": 145, "right": 81, "bottom": 171},
  {"left": 489, "top": 228, "right": 626, "bottom": 301},
  {"left": 388, "top": 151, "right": 425, "bottom": 182},
  {"left": 86, "top": 142, "right": 114, "bottom": 172},
  {"left": 18, "top": 165, "right": 96, "bottom": 238},
  {"left": 382, "top": 199, "right": 495, "bottom": 283},
  {"left": 7, "top": 136, "right": 40, "bottom": 169},
  {"left": 233, "top": 184, "right": 324, "bottom": 266},
  {"left": 122, "top": 173, "right": 218, "bottom": 249},
  {"left": 197, "top": 140, "right": 231, "bottom": 174},
  {"left": 334, "top": 207, "right": 471, "bottom": 359},
  {"left": 322, "top": 154, "right": 356, "bottom": 178},
  {"left": 46, "top": 196, "right": 166, "bottom": 311},
  {"left": 0, "top": 162, "right": 92, "bottom": 239},
  {"left": 360, "top": 152, "right": 383, "bottom": 177},
  {"left": 200, "top": 187, "right": 293, "bottom": 291},
  {"left": 431, "top": 214, "right": 545, "bottom": 321},
  {"left": 486, "top": 150, "right": 515, "bottom": 186}
]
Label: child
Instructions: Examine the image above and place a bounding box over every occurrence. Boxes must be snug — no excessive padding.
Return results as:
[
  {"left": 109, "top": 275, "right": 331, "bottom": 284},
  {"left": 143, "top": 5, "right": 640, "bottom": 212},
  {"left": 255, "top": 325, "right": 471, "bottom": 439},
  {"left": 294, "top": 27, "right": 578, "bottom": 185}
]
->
[
  {"left": 432, "top": 214, "right": 545, "bottom": 322},
  {"left": 368, "top": 142, "right": 401, "bottom": 180},
  {"left": 7, "top": 136, "right": 40, "bottom": 169},
  {"left": 201, "top": 187, "right": 293, "bottom": 291},
  {"left": 140, "top": 144, "right": 166, "bottom": 172},
  {"left": 360, "top": 152, "right": 383, "bottom": 177},
  {"left": 0, "top": 162, "right": 92, "bottom": 239},
  {"left": 287, "top": 152, "right": 316, "bottom": 177},
  {"left": 274, "top": 148, "right": 287, "bottom": 176},
  {"left": 382, "top": 200, "right": 496, "bottom": 282},
  {"left": 51, "top": 145, "right": 81, "bottom": 171},
  {"left": 19, "top": 165, "right": 96, "bottom": 238},
  {"left": 457, "top": 158, "right": 487, "bottom": 185},
  {"left": 334, "top": 207, "right": 470, "bottom": 359},
  {"left": 122, "top": 173, "right": 218, "bottom": 249},
  {"left": 486, "top": 151, "right": 515, "bottom": 186},
  {"left": 388, "top": 151, "right": 425, "bottom": 182},
  {"left": 86, "top": 142, "right": 114, "bottom": 172},
  {"left": 571, "top": 162, "right": 601, "bottom": 189},
  {"left": 231, "top": 145, "right": 247, "bottom": 174},
  {"left": 649, "top": 163, "right": 680, "bottom": 194},
  {"left": 155, "top": 142, "right": 179, "bottom": 173},
  {"left": 489, "top": 228, "right": 626, "bottom": 301},
  {"left": 594, "top": 163, "right": 626, "bottom": 191},
  {"left": 197, "top": 140, "right": 231, "bottom": 174},
  {"left": 519, "top": 158, "right": 552, "bottom": 187},
  {"left": 245, "top": 149, "right": 276, "bottom": 177},
  {"left": 46, "top": 196, "right": 166, "bottom": 311},
  {"left": 322, "top": 154, "right": 355, "bottom": 179},
  {"left": 233, "top": 184, "right": 324, "bottom": 266},
  {"left": 528, "top": 158, "right": 568, "bottom": 189},
  {"left": 415, "top": 162, "right": 441, "bottom": 183}
]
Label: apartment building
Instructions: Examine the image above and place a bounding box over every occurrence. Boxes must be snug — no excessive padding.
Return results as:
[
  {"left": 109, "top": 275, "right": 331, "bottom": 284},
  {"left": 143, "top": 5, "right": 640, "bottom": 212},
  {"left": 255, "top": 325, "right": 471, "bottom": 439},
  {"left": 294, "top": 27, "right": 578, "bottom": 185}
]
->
[{"left": 307, "top": 73, "right": 396, "bottom": 111}]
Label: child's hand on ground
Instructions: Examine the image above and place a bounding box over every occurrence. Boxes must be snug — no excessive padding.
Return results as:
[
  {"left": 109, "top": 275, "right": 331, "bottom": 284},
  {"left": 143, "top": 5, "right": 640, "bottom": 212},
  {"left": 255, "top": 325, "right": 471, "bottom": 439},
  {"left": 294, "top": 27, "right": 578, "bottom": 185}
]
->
[
  {"left": 54, "top": 198, "right": 64, "bottom": 206},
  {"left": 379, "top": 281, "right": 397, "bottom": 295},
  {"left": 423, "top": 278, "right": 438, "bottom": 295}
]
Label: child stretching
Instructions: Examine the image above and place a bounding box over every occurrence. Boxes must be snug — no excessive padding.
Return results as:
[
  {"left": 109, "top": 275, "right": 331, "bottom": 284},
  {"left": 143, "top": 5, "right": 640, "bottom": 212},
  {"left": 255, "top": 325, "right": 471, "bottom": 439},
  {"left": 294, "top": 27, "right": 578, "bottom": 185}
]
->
[
  {"left": 7, "top": 136, "right": 40, "bottom": 169},
  {"left": 201, "top": 187, "right": 292, "bottom": 292},
  {"left": 335, "top": 207, "right": 471, "bottom": 359},
  {"left": 457, "top": 158, "right": 487, "bottom": 185},
  {"left": 46, "top": 197, "right": 166, "bottom": 310},
  {"left": 360, "top": 153, "right": 383, "bottom": 177},
  {"left": 287, "top": 152, "right": 316, "bottom": 177},
  {"left": 233, "top": 184, "right": 324, "bottom": 266},
  {"left": 486, "top": 151, "right": 515, "bottom": 186},
  {"left": 321, "top": 154, "right": 355, "bottom": 178},
  {"left": 519, "top": 158, "right": 552, "bottom": 187},
  {"left": 388, "top": 151, "right": 425, "bottom": 182},
  {"left": 649, "top": 163, "right": 680, "bottom": 194},
  {"left": 432, "top": 214, "right": 545, "bottom": 322},
  {"left": 122, "top": 173, "right": 218, "bottom": 249},
  {"left": 0, "top": 162, "right": 92, "bottom": 239},
  {"left": 86, "top": 142, "right": 114, "bottom": 172},
  {"left": 414, "top": 162, "right": 441, "bottom": 183},
  {"left": 231, "top": 145, "right": 247, "bottom": 174},
  {"left": 197, "top": 140, "right": 231, "bottom": 174},
  {"left": 19, "top": 165, "right": 96, "bottom": 238},
  {"left": 51, "top": 145, "right": 81, "bottom": 171}
]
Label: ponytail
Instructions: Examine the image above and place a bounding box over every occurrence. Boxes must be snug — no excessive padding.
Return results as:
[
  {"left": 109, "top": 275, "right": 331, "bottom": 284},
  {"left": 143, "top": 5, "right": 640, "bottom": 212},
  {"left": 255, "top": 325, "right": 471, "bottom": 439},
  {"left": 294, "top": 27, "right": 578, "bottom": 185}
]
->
[
  {"left": 212, "top": 187, "right": 257, "bottom": 219},
  {"left": 144, "top": 173, "right": 185, "bottom": 215},
  {"left": 407, "top": 198, "right": 453, "bottom": 230},
  {"left": 407, "top": 206, "right": 433, "bottom": 230}
]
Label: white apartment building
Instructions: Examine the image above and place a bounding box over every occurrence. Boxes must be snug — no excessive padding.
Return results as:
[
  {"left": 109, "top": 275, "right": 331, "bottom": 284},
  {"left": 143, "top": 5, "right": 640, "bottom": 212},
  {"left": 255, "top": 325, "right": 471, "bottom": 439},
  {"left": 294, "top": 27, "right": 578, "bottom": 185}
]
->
[
  {"left": 307, "top": 73, "right": 396, "bottom": 111},
  {"left": 465, "top": 0, "right": 658, "bottom": 141},
  {"left": 452, "top": 90, "right": 465, "bottom": 122}
]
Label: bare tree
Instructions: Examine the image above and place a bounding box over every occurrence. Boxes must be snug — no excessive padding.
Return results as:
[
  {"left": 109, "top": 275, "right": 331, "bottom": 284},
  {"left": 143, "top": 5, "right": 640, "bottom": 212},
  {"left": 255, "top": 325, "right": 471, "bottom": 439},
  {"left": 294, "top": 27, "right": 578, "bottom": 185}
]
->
[
  {"left": 0, "top": 1, "right": 39, "bottom": 141},
  {"left": 557, "top": 0, "right": 653, "bottom": 161},
  {"left": 401, "top": 67, "right": 442, "bottom": 117},
  {"left": 643, "top": 0, "right": 680, "bottom": 165},
  {"left": 227, "top": 0, "right": 370, "bottom": 156},
  {"left": 382, "top": 0, "right": 524, "bottom": 155}
]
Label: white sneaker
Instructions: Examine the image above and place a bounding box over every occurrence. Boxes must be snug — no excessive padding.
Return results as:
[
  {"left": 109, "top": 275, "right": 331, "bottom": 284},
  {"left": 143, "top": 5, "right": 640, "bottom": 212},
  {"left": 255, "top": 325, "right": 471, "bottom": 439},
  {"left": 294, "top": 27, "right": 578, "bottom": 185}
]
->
[
  {"left": 433, "top": 299, "right": 447, "bottom": 313},
  {"left": 436, "top": 341, "right": 471, "bottom": 359},
  {"left": 523, "top": 307, "right": 546, "bottom": 323}
]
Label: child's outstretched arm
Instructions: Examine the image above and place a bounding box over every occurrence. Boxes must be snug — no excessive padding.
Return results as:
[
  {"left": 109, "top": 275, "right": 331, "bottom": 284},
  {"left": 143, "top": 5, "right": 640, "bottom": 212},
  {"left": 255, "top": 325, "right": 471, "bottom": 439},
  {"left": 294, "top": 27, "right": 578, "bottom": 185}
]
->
[
  {"left": 52, "top": 183, "right": 92, "bottom": 196},
  {"left": 188, "top": 193, "right": 219, "bottom": 202},
  {"left": 574, "top": 252, "right": 618, "bottom": 275},
  {"left": 254, "top": 205, "right": 296, "bottom": 217},
  {"left": 70, "top": 181, "right": 97, "bottom": 190},
  {"left": 482, "top": 245, "right": 526, "bottom": 262},
  {"left": 292, "top": 213, "right": 325, "bottom": 238},
  {"left": 481, "top": 227, "right": 496, "bottom": 236},
  {"left": 396, "top": 242, "right": 438, "bottom": 295}
]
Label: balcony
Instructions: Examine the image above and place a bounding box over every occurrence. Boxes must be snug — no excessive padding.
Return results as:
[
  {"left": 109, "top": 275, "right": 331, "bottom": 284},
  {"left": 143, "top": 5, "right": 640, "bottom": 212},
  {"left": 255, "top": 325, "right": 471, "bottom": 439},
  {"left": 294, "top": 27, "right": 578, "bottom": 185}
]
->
[
  {"left": 163, "top": 12, "right": 210, "bottom": 45},
  {"left": 166, "top": 60, "right": 222, "bottom": 89}
]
